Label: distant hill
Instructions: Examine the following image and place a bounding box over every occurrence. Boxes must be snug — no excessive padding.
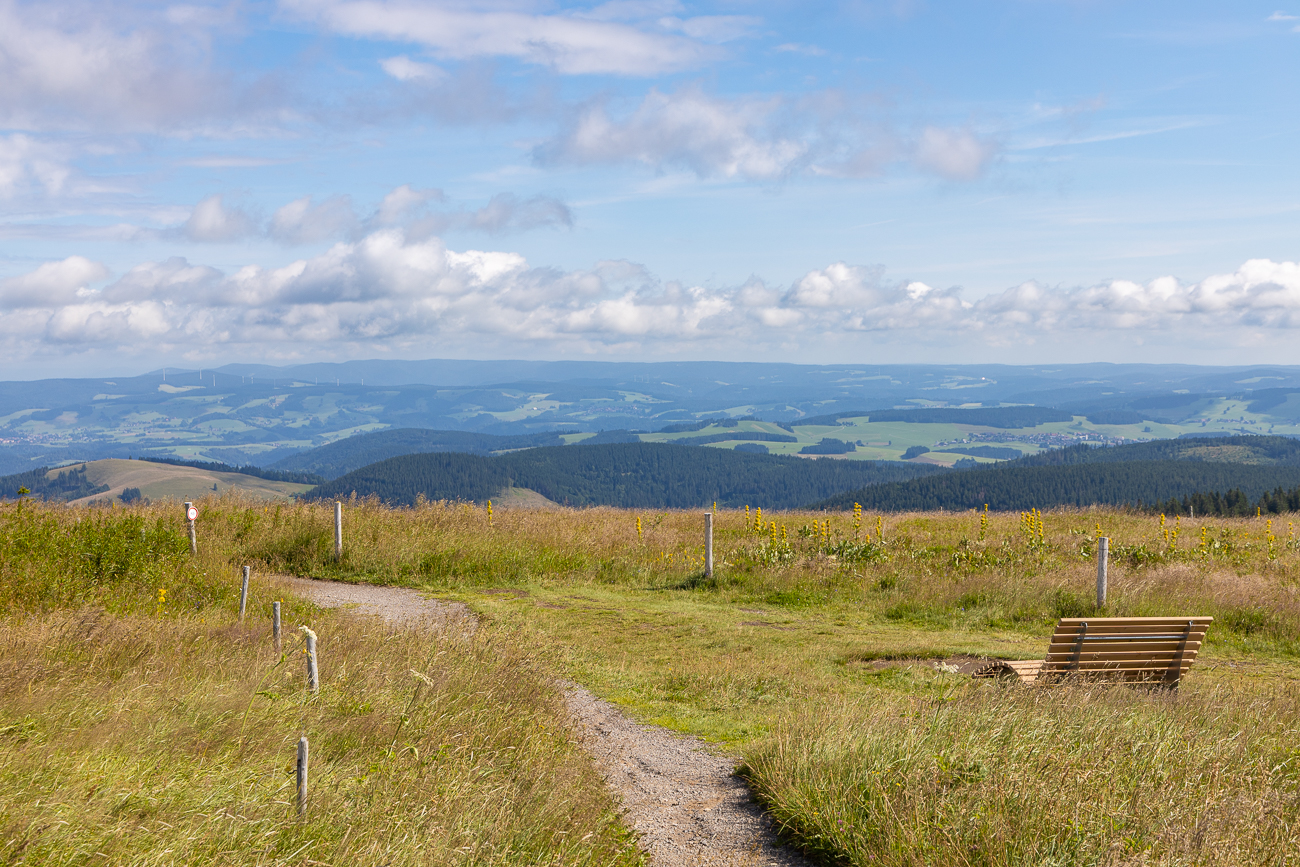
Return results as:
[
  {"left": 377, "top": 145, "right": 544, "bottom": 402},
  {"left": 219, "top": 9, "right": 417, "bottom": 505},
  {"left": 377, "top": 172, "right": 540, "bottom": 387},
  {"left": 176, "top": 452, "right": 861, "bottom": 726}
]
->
[
  {"left": 1011, "top": 435, "right": 1300, "bottom": 467},
  {"left": 815, "top": 436, "right": 1300, "bottom": 512},
  {"left": 269, "top": 429, "right": 567, "bottom": 480},
  {"left": 815, "top": 461, "right": 1300, "bottom": 512},
  {"left": 798, "top": 406, "right": 1074, "bottom": 428},
  {"left": 0, "top": 459, "right": 313, "bottom": 504},
  {"left": 305, "top": 442, "right": 945, "bottom": 509}
]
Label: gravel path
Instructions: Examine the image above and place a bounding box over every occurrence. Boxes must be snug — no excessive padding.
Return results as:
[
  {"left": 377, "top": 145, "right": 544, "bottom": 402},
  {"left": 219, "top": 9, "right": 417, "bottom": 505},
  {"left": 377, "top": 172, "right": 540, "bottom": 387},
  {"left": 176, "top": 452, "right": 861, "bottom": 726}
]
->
[{"left": 284, "top": 576, "right": 814, "bottom": 867}]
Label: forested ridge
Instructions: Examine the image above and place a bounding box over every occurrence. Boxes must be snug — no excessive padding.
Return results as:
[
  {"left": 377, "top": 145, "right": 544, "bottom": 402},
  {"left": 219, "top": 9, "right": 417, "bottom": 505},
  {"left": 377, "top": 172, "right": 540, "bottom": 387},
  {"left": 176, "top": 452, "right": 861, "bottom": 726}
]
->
[
  {"left": 0, "top": 464, "right": 108, "bottom": 502},
  {"left": 305, "top": 443, "right": 944, "bottom": 509},
  {"left": 816, "top": 460, "right": 1300, "bottom": 512},
  {"left": 270, "top": 429, "right": 567, "bottom": 479}
]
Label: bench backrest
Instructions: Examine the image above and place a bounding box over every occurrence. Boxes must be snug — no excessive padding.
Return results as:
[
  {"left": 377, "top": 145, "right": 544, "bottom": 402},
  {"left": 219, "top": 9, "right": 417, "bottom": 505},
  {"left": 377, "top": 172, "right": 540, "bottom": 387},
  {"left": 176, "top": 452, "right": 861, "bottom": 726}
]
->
[{"left": 1040, "top": 617, "right": 1213, "bottom": 685}]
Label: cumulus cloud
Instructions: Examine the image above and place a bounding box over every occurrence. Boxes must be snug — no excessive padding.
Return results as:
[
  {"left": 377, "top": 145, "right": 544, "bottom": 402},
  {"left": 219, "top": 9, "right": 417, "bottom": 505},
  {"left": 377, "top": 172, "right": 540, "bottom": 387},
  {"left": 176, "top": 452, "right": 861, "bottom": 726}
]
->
[
  {"left": 538, "top": 86, "right": 808, "bottom": 179},
  {"left": 913, "top": 126, "right": 999, "bottom": 181},
  {"left": 0, "top": 0, "right": 242, "bottom": 131},
  {"left": 465, "top": 193, "right": 574, "bottom": 233},
  {"left": 0, "top": 134, "right": 74, "bottom": 198},
  {"left": 538, "top": 86, "right": 998, "bottom": 181},
  {"left": 6, "top": 230, "right": 1300, "bottom": 363},
  {"left": 0, "top": 255, "right": 108, "bottom": 309},
  {"left": 172, "top": 186, "right": 567, "bottom": 245},
  {"left": 181, "top": 195, "right": 259, "bottom": 242},
  {"left": 283, "top": 0, "right": 720, "bottom": 76},
  {"left": 270, "top": 195, "right": 360, "bottom": 245},
  {"left": 379, "top": 55, "right": 445, "bottom": 82}
]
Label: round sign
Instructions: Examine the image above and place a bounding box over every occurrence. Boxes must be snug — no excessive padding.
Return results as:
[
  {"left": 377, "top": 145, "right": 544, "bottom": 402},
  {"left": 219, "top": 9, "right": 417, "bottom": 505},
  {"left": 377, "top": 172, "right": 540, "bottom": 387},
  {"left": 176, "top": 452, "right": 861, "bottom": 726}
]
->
[{"left": 186, "top": 506, "right": 198, "bottom": 521}]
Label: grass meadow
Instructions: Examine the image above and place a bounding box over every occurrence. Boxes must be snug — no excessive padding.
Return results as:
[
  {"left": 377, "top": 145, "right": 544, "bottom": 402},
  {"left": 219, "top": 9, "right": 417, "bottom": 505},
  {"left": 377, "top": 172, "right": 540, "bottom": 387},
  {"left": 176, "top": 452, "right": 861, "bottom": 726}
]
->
[{"left": 3, "top": 493, "right": 1300, "bottom": 865}]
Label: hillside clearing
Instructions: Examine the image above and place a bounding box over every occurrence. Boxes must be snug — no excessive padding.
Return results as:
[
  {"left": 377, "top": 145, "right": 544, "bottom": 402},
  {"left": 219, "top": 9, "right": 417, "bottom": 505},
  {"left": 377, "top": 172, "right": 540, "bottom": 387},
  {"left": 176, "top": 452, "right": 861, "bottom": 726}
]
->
[{"left": 63, "top": 458, "right": 312, "bottom": 504}]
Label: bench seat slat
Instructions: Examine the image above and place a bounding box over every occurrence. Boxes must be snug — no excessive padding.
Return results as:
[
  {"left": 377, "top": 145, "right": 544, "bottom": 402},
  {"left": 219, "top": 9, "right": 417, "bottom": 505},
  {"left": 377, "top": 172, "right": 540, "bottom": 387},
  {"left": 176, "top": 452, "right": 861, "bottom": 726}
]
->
[
  {"left": 973, "top": 616, "right": 1212, "bottom": 687},
  {"left": 1045, "top": 642, "right": 1202, "bottom": 655}
]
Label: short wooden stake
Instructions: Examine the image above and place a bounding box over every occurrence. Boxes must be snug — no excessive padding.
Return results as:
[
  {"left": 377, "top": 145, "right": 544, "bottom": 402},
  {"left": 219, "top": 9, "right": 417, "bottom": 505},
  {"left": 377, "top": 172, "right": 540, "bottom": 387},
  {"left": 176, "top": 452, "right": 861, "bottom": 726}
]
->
[
  {"left": 333, "top": 502, "right": 343, "bottom": 560},
  {"left": 704, "top": 512, "right": 714, "bottom": 579},
  {"left": 296, "top": 736, "right": 309, "bottom": 816},
  {"left": 1096, "top": 536, "right": 1109, "bottom": 608},
  {"left": 272, "top": 601, "right": 282, "bottom": 651},
  {"left": 184, "top": 501, "right": 197, "bottom": 555},
  {"left": 239, "top": 566, "right": 250, "bottom": 621},
  {"left": 303, "top": 626, "right": 319, "bottom": 694}
]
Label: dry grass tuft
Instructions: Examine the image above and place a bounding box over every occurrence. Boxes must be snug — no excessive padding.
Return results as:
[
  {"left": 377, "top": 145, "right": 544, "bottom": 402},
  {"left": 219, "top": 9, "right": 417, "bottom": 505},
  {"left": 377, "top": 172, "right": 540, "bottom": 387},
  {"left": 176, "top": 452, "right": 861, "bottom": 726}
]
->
[{"left": 0, "top": 606, "right": 639, "bottom": 866}]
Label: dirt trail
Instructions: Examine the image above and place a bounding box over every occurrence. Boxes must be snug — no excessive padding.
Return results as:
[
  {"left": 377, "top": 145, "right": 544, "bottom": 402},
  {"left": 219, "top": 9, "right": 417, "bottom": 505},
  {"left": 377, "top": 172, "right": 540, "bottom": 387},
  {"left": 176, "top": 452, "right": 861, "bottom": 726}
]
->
[{"left": 283, "top": 576, "right": 813, "bottom": 867}]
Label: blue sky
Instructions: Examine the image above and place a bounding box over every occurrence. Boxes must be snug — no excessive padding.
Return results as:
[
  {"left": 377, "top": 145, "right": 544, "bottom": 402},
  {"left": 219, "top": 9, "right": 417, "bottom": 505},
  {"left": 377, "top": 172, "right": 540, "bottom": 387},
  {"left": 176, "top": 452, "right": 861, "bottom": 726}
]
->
[{"left": 1, "top": 0, "right": 1298, "bottom": 376}]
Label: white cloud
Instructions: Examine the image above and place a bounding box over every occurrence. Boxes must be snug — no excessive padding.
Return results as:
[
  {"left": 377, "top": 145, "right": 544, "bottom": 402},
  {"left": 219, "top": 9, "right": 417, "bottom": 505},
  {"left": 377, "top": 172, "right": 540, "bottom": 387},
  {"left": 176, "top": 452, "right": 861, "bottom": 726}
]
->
[
  {"left": 0, "top": 255, "right": 108, "bottom": 309},
  {"left": 270, "top": 195, "right": 360, "bottom": 245},
  {"left": 282, "top": 0, "right": 719, "bottom": 76},
  {"left": 774, "top": 42, "right": 827, "bottom": 56},
  {"left": 7, "top": 230, "right": 1300, "bottom": 363},
  {"left": 379, "top": 55, "right": 445, "bottom": 82},
  {"left": 465, "top": 193, "right": 573, "bottom": 233},
  {"left": 913, "top": 126, "right": 998, "bottom": 181},
  {"left": 0, "top": 134, "right": 74, "bottom": 198},
  {"left": 182, "top": 195, "right": 259, "bottom": 242},
  {"left": 1266, "top": 11, "right": 1298, "bottom": 21},
  {"left": 538, "top": 86, "right": 808, "bottom": 179},
  {"left": 538, "top": 86, "right": 996, "bottom": 181},
  {"left": 370, "top": 184, "right": 443, "bottom": 227},
  {"left": 0, "top": 0, "right": 229, "bottom": 131}
]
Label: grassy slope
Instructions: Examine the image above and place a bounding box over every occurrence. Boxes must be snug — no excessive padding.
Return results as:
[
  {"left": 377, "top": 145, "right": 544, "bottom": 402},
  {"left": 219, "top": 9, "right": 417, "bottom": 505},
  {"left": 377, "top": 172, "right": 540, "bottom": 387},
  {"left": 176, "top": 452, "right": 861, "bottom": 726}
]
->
[
  {"left": 0, "top": 499, "right": 638, "bottom": 866},
  {"left": 6, "top": 495, "right": 1300, "bottom": 865},
  {"left": 207, "top": 498, "right": 1300, "bottom": 865},
  {"left": 66, "top": 459, "right": 312, "bottom": 504}
]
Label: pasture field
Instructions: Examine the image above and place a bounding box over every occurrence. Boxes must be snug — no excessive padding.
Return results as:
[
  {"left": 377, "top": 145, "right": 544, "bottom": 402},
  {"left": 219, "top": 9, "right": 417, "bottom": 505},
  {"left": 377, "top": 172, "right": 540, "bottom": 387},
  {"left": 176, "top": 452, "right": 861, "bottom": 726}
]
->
[
  {"left": 3, "top": 494, "right": 1300, "bottom": 865},
  {"left": 63, "top": 458, "right": 314, "bottom": 505}
]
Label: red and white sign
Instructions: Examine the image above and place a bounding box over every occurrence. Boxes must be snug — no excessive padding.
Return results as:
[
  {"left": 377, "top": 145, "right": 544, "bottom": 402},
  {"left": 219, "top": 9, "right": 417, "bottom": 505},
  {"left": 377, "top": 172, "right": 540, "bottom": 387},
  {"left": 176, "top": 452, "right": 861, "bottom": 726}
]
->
[{"left": 186, "top": 506, "right": 198, "bottom": 521}]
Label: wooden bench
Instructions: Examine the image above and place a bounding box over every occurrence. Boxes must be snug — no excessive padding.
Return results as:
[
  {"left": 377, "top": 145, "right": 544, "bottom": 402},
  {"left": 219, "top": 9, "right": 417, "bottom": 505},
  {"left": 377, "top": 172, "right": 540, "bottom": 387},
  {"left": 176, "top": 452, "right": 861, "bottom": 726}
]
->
[{"left": 973, "top": 617, "right": 1213, "bottom": 687}]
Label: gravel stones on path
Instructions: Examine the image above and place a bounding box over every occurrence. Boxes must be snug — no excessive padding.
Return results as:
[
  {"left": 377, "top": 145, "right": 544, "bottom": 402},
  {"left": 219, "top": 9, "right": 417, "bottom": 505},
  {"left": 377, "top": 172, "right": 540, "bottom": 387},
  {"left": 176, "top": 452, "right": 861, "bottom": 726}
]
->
[
  {"left": 284, "top": 576, "right": 814, "bottom": 867},
  {"left": 279, "top": 575, "right": 474, "bottom": 631},
  {"left": 565, "top": 685, "right": 814, "bottom": 867}
]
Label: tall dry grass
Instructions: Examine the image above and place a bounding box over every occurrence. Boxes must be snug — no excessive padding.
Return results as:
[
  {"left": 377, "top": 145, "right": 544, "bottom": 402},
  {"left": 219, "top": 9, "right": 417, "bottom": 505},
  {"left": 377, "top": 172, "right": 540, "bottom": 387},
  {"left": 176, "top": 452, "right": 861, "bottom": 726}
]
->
[
  {"left": 744, "top": 680, "right": 1300, "bottom": 866},
  {"left": 0, "top": 608, "right": 640, "bottom": 866},
  {"left": 104, "top": 493, "right": 1300, "bottom": 652}
]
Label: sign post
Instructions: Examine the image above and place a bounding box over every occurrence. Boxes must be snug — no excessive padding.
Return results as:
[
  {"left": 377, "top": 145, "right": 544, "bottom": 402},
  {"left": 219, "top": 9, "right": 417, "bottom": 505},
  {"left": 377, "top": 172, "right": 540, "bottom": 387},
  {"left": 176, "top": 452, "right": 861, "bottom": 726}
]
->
[{"left": 184, "top": 502, "right": 197, "bottom": 555}]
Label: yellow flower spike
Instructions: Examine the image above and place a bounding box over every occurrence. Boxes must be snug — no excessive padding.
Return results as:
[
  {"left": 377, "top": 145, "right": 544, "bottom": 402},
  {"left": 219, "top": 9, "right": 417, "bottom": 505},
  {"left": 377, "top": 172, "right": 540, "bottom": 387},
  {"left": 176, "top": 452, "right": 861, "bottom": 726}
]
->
[{"left": 486, "top": 499, "right": 493, "bottom": 526}]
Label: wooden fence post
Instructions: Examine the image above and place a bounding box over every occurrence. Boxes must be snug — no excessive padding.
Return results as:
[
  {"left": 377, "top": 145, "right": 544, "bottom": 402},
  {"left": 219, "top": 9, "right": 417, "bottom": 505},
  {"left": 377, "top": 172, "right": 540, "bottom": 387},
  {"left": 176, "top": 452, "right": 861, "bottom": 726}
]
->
[
  {"left": 704, "top": 512, "right": 714, "bottom": 579},
  {"left": 296, "top": 736, "right": 309, "bottom": 816},
  {"left": 334, "top": 502, "right": 343, "bottom": 560},
  {"left": 272, "top": 601, "right": 281, "bottom": 651},
  {"left": 239, "top": 566, "right": 250, "bottom": 621},
  {"left": 184, "top": 502, "right": 197, "bottom": 555},
  {"left": 1097, "top": 537, "right": 1109, "bottom": 607},
  {"left": 302, "top": 626, "right": 319, "bottom": 694}
]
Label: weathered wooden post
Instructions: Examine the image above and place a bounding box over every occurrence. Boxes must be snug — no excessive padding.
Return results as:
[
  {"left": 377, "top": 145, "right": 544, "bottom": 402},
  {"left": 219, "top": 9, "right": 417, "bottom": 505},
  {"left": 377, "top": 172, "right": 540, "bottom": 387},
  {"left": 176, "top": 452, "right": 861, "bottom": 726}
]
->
[
  {"left": 184, "top": 502, "right": 197, "bottom": 555},
  {"left": 704, "top": 512, "right": 714, "bottom": 579},
  {"left": 239, "top": 566, "right": 250, "bottom": 621},
  {"left": 272, "top": 601, "right": 282, "bottom": 651},
  {"left": 334, "top": 501, "right": 343, "bottom": 560},
  {"left": 1096, "top": 536, "right": 1109, "bottom": 607},
  {"left": 296, "top": 736, "right": 309, "bottom": 816},
  {"left": 302, "top": 626, "right": 319, "bottom": 694}
]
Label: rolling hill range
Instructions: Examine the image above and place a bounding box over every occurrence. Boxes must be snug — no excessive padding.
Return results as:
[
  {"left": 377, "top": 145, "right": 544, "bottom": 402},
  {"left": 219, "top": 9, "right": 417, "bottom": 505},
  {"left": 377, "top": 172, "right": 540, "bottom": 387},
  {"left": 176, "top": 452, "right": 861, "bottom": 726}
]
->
[
  {"left": 6, "top": 360, "right": 1300, "bottom": 474},
  {"left": 305, "top": 443, "right": 946, "bottom": 509},
  {"left": 816, "top": 436, "right": 1300, "bottom": 513},
  {"left": 268, "top": 429, "right": 567, "bottom": 480},
  {"left": 1, "top": 459, "right": 314, "bottom": 505}
]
